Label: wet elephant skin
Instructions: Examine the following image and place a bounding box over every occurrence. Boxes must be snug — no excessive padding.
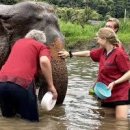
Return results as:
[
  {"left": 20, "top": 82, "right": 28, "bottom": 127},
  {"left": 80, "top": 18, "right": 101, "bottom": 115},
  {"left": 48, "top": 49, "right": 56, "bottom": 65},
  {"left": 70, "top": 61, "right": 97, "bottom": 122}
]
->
[{"left": 0, "top": 1, "right": 68, "bottom": 104}]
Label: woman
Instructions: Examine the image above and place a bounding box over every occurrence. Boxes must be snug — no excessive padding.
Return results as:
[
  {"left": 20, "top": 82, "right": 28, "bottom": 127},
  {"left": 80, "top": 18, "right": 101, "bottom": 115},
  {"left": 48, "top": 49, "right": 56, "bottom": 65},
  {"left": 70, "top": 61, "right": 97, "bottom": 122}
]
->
[{"left": 58, "top": 27, "right": 130, "bottom": 119}]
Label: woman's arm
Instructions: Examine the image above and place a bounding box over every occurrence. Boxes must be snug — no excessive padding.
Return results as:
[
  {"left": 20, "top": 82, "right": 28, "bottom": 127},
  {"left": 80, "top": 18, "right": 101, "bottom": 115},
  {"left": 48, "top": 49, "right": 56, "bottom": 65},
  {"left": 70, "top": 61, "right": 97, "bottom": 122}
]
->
[
  {"left": 108, "top": 70, "right": 130, "bottom": 90},
  {"left": 114, "top": 70, "right": 130, "bottom": 84},
  {"left": 58, "top": 49, "right": 90, "bottom": 58}
]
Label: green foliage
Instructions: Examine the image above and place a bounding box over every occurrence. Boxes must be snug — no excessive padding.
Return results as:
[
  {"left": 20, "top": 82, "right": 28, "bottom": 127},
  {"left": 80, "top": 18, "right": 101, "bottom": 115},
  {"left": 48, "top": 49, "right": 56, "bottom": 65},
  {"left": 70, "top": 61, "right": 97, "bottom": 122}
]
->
[
  {"left": 56, "top": 7, "right": 101, "bottom": 28},
  {"left": 59, "top": 20, "right": 101, "bottom": 48},
  {"left": 43, "top": 0, "right": 130, "bottom": 19},
  {"left": 0, "top": 0, "right": 17, "bottom": 4},
  {"left": 118, "top": 19, "right": 130, "bottom": 44},
  {"left": 59, "top": 19, "right": 130, "bottom": 49}
]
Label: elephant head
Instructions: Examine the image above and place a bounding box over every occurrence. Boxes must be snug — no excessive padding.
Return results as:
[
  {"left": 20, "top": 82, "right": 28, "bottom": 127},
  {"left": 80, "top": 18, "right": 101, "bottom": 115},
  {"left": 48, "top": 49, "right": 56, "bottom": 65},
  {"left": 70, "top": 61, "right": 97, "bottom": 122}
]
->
[{"left": 0, "top": 1, "right": 68, "bottom": 104}]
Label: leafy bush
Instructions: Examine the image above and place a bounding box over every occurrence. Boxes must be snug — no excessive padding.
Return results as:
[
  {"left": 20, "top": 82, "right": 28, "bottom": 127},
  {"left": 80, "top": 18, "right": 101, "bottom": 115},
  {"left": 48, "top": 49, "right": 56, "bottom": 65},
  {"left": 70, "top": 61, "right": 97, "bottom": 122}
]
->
[
  {"left": 0, "top": 0, "right": 17, "bottom": 4},
  {"left": 56, "top": 7, "right": 101, "bottom": 28}
]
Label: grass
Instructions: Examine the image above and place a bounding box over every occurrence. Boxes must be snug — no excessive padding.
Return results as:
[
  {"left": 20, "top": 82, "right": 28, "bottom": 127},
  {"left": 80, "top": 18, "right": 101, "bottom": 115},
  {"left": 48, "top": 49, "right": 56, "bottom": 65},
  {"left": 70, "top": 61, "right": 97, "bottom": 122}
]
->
[
  {"left": 59, "top": 20, "right": 101, "bottom": 48},
  {"left": 59, "top": 20, "right": 130, "bottom": 49},
  {"left": 118, "top": 20, "right": 130, "bottom": 44}
]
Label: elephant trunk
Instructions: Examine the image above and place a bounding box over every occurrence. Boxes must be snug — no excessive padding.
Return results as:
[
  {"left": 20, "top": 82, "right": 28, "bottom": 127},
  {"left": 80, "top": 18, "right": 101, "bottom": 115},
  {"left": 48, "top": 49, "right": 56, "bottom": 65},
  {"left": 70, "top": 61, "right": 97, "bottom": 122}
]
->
[{"left": 38, "top": 38, "right": 68, "bottom": 104}]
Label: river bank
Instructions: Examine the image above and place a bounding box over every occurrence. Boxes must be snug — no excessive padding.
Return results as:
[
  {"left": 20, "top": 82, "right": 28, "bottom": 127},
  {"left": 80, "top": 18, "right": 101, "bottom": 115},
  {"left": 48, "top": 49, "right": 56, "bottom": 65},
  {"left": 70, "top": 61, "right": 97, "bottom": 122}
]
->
[
  {"left": 63, "top": 38, "right": 130, "bottom": 55},
  {"left": 60, "top": 20, "right": 130, "bottom": 51}
]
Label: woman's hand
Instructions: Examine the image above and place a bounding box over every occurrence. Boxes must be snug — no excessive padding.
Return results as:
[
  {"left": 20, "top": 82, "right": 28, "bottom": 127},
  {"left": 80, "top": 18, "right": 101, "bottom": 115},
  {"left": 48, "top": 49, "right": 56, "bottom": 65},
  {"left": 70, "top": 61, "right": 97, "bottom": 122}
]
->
[
  {"left": 58, "top": 49, "right": 69, "bottom": 59},
  {"left": 107, "top": 81, "right": 115, "bottom": 91}
]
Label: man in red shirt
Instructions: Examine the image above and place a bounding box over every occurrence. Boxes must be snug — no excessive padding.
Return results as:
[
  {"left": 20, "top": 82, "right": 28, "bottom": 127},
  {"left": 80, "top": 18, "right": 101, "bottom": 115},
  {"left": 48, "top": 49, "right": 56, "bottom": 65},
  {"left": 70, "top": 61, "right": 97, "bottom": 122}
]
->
[{"left": 0, "top": 30, "right": 58, "bottom": 122}]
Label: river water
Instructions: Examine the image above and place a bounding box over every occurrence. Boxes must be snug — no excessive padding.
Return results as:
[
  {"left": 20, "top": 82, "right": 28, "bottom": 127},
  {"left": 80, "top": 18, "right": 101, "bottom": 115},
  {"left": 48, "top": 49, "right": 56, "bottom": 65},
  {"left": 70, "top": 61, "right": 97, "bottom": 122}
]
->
[{"left": 0, "top": 58, "right": 130, "bottom": 130}]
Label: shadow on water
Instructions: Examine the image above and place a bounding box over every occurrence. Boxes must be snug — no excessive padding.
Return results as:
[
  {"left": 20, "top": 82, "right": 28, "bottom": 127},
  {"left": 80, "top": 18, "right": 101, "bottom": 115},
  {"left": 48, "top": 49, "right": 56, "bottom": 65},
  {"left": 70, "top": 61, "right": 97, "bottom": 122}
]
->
[{"left": 0, "top": 57, "right": 130, "bottom": 130}]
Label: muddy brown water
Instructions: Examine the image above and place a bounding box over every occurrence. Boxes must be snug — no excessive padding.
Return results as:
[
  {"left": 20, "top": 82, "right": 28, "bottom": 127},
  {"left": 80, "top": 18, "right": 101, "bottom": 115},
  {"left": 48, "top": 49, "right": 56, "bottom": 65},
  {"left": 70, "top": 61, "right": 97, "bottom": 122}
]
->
[{"left": 0, "top": 58, "right": 130, "bottom": 130}]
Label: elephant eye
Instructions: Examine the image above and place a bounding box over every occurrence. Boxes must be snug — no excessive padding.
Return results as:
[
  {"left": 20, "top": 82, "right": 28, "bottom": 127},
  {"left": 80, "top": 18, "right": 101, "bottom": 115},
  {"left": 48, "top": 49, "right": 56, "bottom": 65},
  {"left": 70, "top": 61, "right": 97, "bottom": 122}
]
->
[
  {"left": 0, "top": 14, "right": 13, "bottom": 20},
  {"left": 36, "top": 16, "right": 42, "bottom": 21},
  {"left": 35, "top": 14, "right": 44, "bottom": 21}
]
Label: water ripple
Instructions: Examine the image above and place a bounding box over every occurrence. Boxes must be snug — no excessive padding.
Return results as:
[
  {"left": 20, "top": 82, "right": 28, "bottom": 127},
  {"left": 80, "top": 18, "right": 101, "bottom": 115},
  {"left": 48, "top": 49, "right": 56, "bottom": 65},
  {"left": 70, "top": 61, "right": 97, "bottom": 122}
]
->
[{"left": 0, "top": 58, "right": 129, "bottom": 130}]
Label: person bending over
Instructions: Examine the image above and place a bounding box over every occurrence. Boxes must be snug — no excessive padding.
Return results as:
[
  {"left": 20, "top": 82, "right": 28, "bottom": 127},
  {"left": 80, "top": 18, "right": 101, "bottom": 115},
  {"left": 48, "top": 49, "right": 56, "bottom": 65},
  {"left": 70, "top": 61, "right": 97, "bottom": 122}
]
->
[{"left": 0, "top": 29, "right": 58, "bottom": 122}]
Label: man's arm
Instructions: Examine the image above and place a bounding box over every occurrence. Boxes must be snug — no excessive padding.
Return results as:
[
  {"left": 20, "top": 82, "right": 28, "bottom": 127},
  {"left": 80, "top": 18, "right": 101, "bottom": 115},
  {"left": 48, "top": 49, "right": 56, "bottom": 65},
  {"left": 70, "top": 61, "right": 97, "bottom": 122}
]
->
[{"left": 40, "top": 56, "right": 58, "bottom": 99}]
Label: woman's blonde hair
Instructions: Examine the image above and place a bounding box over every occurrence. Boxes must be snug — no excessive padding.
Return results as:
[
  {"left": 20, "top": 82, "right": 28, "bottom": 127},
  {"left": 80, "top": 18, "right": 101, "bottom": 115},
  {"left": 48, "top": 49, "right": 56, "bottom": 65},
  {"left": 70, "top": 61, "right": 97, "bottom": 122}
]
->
[
  {"left": 97, "top": 27, "right": 120, "bottom": 45},
  {"left": 25, "top": 29, "right": 46, "bottom": 43}
]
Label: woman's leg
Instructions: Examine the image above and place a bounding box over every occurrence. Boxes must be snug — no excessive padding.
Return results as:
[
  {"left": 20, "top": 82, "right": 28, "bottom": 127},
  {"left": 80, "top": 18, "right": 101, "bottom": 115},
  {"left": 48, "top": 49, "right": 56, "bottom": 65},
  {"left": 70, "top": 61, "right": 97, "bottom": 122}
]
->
[{"left": 115, "top": 105, "right": 128, "bottom": 119}]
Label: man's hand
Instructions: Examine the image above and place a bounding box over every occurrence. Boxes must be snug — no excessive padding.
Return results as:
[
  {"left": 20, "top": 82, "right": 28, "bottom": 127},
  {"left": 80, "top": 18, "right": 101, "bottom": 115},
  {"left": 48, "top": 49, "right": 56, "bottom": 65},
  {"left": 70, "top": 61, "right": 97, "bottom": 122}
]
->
[
  {"left": 48, "top": 86, "right": 58, "bottom": 99},
  {"left": 40, "top": 56, "right": 58, "bottom": 99}
]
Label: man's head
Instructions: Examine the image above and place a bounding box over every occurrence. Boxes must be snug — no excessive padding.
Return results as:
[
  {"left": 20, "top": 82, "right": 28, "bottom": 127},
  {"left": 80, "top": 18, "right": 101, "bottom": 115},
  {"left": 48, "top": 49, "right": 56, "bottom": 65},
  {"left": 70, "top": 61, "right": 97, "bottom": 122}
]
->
[
  {"left": 105, "top": 18, "right": 120, "bottom": 33},
  {"left": 25, "top": 29, "right": 46, "bottom": 43}
]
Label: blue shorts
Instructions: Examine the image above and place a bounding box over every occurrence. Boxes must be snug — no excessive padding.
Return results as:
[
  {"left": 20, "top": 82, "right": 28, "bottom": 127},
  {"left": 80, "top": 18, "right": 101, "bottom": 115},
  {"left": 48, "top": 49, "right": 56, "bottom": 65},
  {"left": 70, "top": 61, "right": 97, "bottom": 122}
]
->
[{"left": 0, "top": 82, "right": 39, "bottom": 122}]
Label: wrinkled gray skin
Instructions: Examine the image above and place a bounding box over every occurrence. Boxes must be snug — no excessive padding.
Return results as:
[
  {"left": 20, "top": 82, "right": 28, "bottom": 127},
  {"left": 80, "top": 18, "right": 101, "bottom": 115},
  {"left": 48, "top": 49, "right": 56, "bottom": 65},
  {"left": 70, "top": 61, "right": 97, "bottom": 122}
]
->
[{"left": 0, "top": 1, "right": 68, "bottom": 104}]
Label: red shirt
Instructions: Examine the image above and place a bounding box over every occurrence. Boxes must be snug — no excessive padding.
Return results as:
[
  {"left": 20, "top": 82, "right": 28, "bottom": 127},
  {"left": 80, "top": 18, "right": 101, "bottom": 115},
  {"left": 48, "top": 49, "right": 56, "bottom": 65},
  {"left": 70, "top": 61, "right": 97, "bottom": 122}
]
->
[
  {"left": 90, "top": 47, "right": 130, "bottom": 102},
  {"left": 0, "top": 38, "right": 50, "bottom": 89}
]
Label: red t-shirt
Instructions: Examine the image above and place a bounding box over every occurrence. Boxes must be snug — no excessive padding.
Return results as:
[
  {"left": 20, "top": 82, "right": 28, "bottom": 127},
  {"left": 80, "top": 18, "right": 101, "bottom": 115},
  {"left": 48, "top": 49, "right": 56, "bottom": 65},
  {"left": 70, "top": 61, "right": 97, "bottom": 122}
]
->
[
  {"left": 90, "top": 47, "right": 130, "bottom": 102},
  {"left": 0, "top": 38, "right": 51, "bottom": 89}
]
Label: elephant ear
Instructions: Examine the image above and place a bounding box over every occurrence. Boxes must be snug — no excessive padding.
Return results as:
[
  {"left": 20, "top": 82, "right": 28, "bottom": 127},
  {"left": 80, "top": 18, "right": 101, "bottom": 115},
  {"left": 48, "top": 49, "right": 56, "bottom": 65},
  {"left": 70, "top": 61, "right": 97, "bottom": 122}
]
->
[
  {"left": 0, "top": 3, "right": 34, "bottom": 68},
  {"left": 0, "top": 12, "right": 14, "bottom": 68},
  {"left": 0, "top": 4, "right": 15, "bottom": 41}
]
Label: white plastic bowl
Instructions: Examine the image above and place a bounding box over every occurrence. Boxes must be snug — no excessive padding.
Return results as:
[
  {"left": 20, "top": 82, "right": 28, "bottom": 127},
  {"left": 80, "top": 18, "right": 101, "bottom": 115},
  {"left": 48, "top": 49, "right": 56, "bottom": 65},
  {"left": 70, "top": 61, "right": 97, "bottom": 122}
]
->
[{"left": 41, "top": 91, "right": 57, "bottom": 111}]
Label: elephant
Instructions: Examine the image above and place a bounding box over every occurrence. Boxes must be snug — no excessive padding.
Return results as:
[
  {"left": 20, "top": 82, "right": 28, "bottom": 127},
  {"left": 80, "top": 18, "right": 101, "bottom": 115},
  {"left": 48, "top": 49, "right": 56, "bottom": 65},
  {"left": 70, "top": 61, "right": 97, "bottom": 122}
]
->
[{"left": 0, "top": 1, "right": 68, "bottom": 104}]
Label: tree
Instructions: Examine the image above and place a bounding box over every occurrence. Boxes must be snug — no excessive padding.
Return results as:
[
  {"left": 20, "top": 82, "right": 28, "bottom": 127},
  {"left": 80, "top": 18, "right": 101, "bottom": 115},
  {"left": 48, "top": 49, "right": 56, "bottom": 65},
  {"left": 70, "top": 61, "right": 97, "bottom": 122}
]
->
[
  {"left": 97, "top": 0, "right": 108, "bottom": 17},
  {"left": 113, "top": 0, "right": 126, "bottom": 18},
  {"left": 0, "top": 0, "right": 17, "bottom": 4},
  {"left": 124, "top": 0, "right": 130, "bottom": 17},
  {"left": 38, "top": 0, "right": 130, "bottom": 18}
]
